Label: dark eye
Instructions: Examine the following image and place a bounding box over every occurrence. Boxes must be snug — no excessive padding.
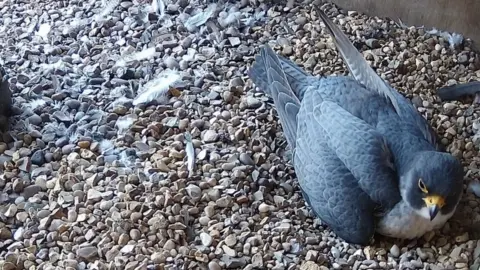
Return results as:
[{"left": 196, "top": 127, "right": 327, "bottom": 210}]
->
[{"left": 418, "top": 178, "right": 428, "bottom": 193}]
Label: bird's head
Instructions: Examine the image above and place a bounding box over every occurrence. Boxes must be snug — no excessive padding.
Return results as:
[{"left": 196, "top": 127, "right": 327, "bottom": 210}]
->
[{"left": 402, "top": 151, "right": 464, "bottom": 221}]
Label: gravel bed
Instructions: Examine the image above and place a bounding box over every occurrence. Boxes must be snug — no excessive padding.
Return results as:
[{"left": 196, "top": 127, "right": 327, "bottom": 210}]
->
[{"left": 0, "top": 0, "right": 479, "bottom": 269}]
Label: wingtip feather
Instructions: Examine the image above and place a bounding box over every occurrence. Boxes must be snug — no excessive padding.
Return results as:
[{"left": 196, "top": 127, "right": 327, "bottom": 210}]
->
[{"left": 313, "top": 5, "right": 402, "bottom": 115}]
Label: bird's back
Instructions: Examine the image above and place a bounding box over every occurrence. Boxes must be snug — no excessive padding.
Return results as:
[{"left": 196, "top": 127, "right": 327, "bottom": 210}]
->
[{"left": 250, "top": 50, "right": 400, "bottom": 143}]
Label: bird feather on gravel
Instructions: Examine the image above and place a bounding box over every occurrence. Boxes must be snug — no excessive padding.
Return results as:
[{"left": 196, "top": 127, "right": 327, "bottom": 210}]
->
[
  {"left": 185, "top": 132, "right": 196, "bottom": 176},
  {"left": 35, "top": 23, "right": 51, "bottom": 41},
  {"left": 115, "top": 115, "right": 136, "bottom": 136},
  {"left": 183, "top": 3, "right": 217, "bottom": 32},
  {"left": 248, "top": 6, "right": 464, "bottom": 245},
  {"left": 115, "top": 47, "right": 158, "bottom": 67},
  {"left": 133, "top": 69, "right": 182, "bottom": 106},
  {"left": 23, "top": 99, "right": 47, "bottom": 112},
  {"left": 95, "top": 0, "right": 121, "bottom": 22},
  {"left": 150, "top": 0, "right": 165, "bottom": 17}
]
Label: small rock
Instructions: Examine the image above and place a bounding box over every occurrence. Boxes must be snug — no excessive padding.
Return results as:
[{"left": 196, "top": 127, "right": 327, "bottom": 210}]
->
[
  {"left": 203, "top": 130, "right": 218, "bottom": 143},
  {"left": 76, "top": 246, "right": 98, "bottom": 260},
  {"left": 200, "top": 232, "right": 212, "bottom": 247},
  {"left": 23, "top": 185, "right": 42, "bottom": 199},
  {"left": 208, "top": 261, "right": 221, "bottom": 270},
  {"left": 87, "top": 189, "right": 102, "bottom": 201},
  {"left": 390, "top": 244, "right": 400, "bottom": 258},
  {"left": 245, "top": 96, "right": 262, "bottom": 109},
  {"left": 4, "top": 204, "right": 17, "bottom": 217}
]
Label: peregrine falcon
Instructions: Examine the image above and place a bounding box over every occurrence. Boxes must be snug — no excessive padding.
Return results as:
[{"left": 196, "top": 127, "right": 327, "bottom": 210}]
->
[{"left": 248, "top": 6, "right": 464, "bottom": 245}]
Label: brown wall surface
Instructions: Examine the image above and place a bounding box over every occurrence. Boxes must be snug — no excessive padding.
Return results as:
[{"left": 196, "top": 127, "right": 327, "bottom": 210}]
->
[{"left": 328, "top": 0, "right": 480, "bottom": 47}]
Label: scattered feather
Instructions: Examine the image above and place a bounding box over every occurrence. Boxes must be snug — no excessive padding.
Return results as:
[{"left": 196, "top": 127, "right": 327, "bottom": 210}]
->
[
  {"left": 94, "top": 0, "right": 121, "bottom": 22},
  {"left": 40, "top": 60, "right": 69, "bottom": 73},
  {"left": 79, "top": 109, "right": 106, "bottom": 126},
  {"left": 193, "top": 67, "right": 208, "bottom": 79},
  {"left": 119, "top": 150, "right": 135, "bottom": 167},
  {"left": 162, "top": 18, "right": 174, "bottom": 28},
  {"left": 109, "top": 85, "right": 135, "bottom": 99},
  {"left": 42, "top": 123, "right": 58, "bottom": 134},
  {"left": 427, "top": 27, "right": 464, "bottom": 49},
  {"left": 115, "top": 115, "right": 136, "bottom": 135},
  {"left": 182, "top": 48, "right": 197, "bottom": 62},
  {"left": 394, "top": 18, "right": 425, "bottom": 29},
  {"left": 63, "top": 18, "right": 91, "bottom": 35},
  {"left": 52, "top": 101, "right": 63, "bottom": 110},
  {"left": 115, "top": 47, "right": 158, "bottom": 67},
  {"left": 446, "top": 33, "right": 464, "bottom": 49},
  {"left": 184, "top": 4, "right": 217, "bottom": 32},
  {"left": 185, "top": 132, "right": 195, "bottom": 176},
  {"left": 68, "top": 130, "right": 80, "bottom": 144},
  {"left": 36, "top": 23, "right": 51, "bottom": 41},
  {"left": 396, "top": 18, "right": 409, "bottom": 29},
  {"left": 468, "top": 180, "right": 480, "bottom": 198},
  {"left": 151, "top": 0, "right": 165, "bottom": 17},
  {"left": 22, "top": 120, "right": 37, "bottom": 133},
  {"left": 206, "top": 21, "right": 223, "bottom": 44},
  {"left": 42, "top": 122, "right": 68, "bottom": 137},
  {"left": 27, "top": 16, "right": 39, "bottom": 34},
  {"left": 218, "top": 8, "right": 242, "bottom": 28},
  {"left": 472, "top": 120, "right": 480, "bottom": 146},
  {"left": 426, "top": 27, "right": 440, "bottom": 35},
  {"left": 133, "top": 69, "right": 182, "bottom": 106},
  {"left": 99, "top": 139, "right": 116, "bottom": 155},
  {"left": 241, "top": 9, "right": 266, "bottom": 26},
  {"left": 137, "top": 5, "right": 151, "bottom": 23},
  {"left": 111, "top": 97, "right": 133, "bottom": 108},
  {"left": 0, "top": 17, "right": 11, "bottom": 33},
  {"left": 23, "top": 99, "right": 47, "bottom": 111},
  {"left": 69, "top": 76, "right": 89, "bottom": 93}
]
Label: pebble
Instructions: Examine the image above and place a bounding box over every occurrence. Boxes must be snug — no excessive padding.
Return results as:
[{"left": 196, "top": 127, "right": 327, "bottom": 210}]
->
[
  {"left": 76, "top": 246, "right": 98, "bottom": 260},
  {"left": 200, "top": 232, "right": 213, "bottom": 246},
  {"left": 245, "top": 96, "right": 262, "bottom": 109},
  {"left": 203, "top": 130, "right": 218, "bottom": 143},
  {"left": 390, "top": 245, "right": 400, "bottom": 257},
  {"left": 208, "top": 261, "right": 221, "bottom": 270}
]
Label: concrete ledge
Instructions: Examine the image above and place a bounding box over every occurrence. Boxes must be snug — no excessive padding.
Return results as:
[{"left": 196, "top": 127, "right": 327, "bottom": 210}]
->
[{"left": 328, "top": 0, "right": 480, "bottom": 47}]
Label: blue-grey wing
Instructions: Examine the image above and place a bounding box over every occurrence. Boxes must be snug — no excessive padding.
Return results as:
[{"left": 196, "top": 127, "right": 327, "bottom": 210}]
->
[
  {"left": 249, "top": 45, "right": 301, "bottom": 149},
  {"left": 313, "top": 100, "right": 401, "bottom": 209},
  {"left": 316, "top": 7, "right": 440, "bottom": 149},
  {"left": 294, "top": 89, "right": 376, "bottom": 245}
]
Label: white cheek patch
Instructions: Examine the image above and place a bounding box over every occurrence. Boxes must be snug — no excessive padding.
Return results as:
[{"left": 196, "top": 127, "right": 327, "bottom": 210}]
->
[{"left": 416, "top": 207, "right": 431, "bottom": 220}]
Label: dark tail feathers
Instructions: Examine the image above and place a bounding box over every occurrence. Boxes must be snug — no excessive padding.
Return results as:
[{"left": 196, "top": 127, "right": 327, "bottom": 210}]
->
[
  {"left": 437, "top": 81, "right": 480, "bottom": 101},
  {"left": 249, "top": 47, "right": 309, "bottom": 99}
]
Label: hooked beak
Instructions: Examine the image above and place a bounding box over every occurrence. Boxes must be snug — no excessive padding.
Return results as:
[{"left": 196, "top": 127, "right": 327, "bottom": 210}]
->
[
  {"left": 428, "top": 205, "right": 439, "bottom": 221},
  {"left": 423, "top": 195, "right": 445, "bottom": 221}
]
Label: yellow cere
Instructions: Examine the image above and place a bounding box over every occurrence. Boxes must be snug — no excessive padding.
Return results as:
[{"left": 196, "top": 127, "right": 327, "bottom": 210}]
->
[{"left": 423, "top": 195, "right": 446, "bottom": 208}]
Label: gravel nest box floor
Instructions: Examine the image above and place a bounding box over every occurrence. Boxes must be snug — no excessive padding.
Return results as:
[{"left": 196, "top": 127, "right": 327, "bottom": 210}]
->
[{"left": 0, "top": 0, "right": 479, "bottom": 269}]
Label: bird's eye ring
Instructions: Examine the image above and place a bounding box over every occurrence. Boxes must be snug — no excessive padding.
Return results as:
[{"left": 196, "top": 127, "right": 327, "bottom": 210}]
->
[{"left": 418, "top": 178, "right": 428, "bottom": 193}]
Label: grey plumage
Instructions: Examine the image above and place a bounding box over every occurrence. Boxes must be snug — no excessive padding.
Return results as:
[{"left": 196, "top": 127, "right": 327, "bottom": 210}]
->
[
  {"left": 315, "top": 6, "right": 442, "bottom": 152},
  {"left": 437, "top": 81, "right": 480, "bottom": 101},
  {"left": 249, "top": 7, "right": 464, "bottom": 245}
]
